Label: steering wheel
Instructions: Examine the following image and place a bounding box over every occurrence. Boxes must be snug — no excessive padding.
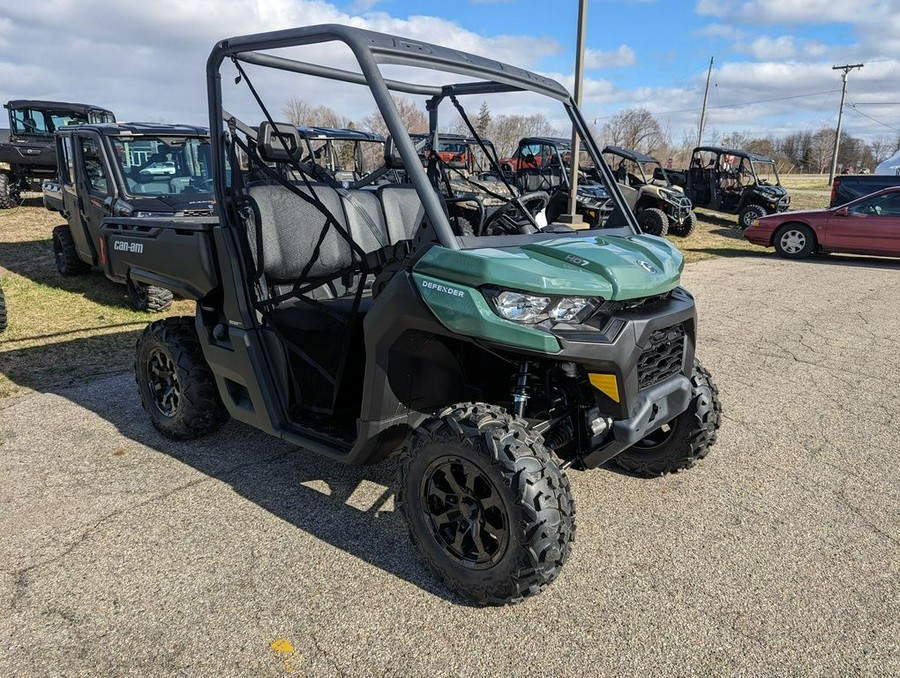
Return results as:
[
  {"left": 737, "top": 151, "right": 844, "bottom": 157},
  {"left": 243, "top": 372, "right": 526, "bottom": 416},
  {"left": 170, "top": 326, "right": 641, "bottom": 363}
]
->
[{"left": 481, "top": 191, "right": 550, "bottom": 235}]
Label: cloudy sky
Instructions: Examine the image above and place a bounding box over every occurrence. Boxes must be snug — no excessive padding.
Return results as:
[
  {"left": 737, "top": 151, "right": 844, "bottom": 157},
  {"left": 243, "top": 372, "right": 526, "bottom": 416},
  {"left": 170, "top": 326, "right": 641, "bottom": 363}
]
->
[{"left": 1, "top": 0, "right": 898, "bottom": 142}]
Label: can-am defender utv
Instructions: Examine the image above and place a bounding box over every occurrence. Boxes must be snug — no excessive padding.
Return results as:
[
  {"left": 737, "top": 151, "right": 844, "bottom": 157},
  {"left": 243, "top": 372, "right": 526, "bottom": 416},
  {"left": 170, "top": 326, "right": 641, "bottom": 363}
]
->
[
  {"left": 45, "top": 122, "right": 217, "bottom": 312},
  {"left": 669, "top": 146, "right": 790, "bottom": 229},
  {"left": 113, "top": 25, "right": 721, "bottom": 605},
  {"left": 0, "top": 100, "right": 115, "bottom": 209},
  {"left": 602, "top": 145, "right": 697, "bottom": 237}
]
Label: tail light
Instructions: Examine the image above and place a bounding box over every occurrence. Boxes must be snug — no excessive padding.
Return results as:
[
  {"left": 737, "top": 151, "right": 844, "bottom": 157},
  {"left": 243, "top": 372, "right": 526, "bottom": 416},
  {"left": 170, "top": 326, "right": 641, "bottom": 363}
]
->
[{"left": 830, "top": 178, "right": 840, "bottom": 205}]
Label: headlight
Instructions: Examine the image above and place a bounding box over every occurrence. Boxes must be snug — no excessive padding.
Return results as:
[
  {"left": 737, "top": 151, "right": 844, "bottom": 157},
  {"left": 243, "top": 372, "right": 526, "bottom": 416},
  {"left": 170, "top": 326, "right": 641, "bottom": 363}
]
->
[
  {"left": 487, "top": 289, "right": 596, "bottom": 324},
  {"left": 660, "top": 188, "right": 681, "bottom": 201}
]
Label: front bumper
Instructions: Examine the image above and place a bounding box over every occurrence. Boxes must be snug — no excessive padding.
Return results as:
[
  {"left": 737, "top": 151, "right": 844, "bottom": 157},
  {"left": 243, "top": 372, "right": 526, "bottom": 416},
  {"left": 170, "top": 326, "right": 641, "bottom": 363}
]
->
[{"left": 582, "top": 373, "right": 691, "bottom": 468}]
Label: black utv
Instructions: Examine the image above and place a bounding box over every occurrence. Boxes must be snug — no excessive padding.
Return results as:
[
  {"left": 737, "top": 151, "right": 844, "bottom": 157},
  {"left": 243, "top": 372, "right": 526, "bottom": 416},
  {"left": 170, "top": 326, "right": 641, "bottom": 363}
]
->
[
  {"left": 0, "top": 100, "right": 114, "bottom": 209},
  {"left": 602, "top": 145, "right": 697, "bottom": 237},
  {"left": 504, "top": 136, "right": 612, "bottom": 228},
  {"left": 44, "top": 122, "right": 216, "bottom": 312},
  {"left": 669, "top": 146, "right": 790, "bottom": 229},
  {"left": 107, "top": 25, "right": 721, "bottom": 605}
]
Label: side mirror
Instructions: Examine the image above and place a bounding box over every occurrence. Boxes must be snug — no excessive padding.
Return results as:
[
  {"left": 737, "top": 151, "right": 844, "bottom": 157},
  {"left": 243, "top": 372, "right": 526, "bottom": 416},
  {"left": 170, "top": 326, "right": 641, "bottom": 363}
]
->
[{"left": 835, "top": 207, "right": 848, "bottom": 217}]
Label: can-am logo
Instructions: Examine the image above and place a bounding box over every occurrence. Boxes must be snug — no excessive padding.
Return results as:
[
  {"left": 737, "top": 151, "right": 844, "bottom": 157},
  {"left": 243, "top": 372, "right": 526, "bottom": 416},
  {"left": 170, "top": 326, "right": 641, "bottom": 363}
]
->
[
  {"left": 421, "top": 279, "right": 464, "bottom": 298},
  {"left": 637, "top": 259, "right": 657, "bottom": 273},
  {"left": 113, "top": 240, "right": 143, "bottom": 254}
]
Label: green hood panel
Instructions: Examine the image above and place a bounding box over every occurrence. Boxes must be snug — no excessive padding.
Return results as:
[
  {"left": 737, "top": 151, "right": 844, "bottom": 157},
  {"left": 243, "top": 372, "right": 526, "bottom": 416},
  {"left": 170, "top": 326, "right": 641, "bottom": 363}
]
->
[
  {"left": 414, "top": 234, "right": 683, "bottom": 300},
  {"left": 413, "top": 273, "right": 562, "bottom": 354}
]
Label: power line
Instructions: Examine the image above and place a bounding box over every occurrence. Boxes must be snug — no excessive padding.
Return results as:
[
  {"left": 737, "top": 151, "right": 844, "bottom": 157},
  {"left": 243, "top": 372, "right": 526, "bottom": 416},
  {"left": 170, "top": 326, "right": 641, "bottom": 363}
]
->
[
  {"left": 656, "top": 88, "right": 841, "bottom": 117},
  {"left": 847, "top": 103, "right": 900, "bottom": 133}
]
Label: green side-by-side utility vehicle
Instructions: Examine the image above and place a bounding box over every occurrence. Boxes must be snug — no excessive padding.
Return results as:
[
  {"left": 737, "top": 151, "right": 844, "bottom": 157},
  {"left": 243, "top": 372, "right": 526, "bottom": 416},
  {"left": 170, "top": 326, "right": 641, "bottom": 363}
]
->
[{"left": 103, "top": 25, "right": 722, "bottom": 605}]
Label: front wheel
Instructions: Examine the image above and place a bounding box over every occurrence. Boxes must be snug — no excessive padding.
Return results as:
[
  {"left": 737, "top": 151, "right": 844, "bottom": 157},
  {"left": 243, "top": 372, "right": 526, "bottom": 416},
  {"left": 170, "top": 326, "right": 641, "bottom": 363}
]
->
[
  {"left": 668, "top": 210, "right": 697, "bottom": 237},
  {"left": 0, "top": 173, "right": 20, "bottom": 210},
  {"left": 127, "top": 279, "right": 173, "bottom": 313},
  {"left": 773, "top": 223, "right": 816, "bottom": 259},
  {"left": 637, "top": 207, "right": 669, "bottom": 236},
  {"left": 398, "top": 403, "right": 575, "bottom": 605},
  {"left": 737, "top": 204, "right": 767, "bottom": 230},
  {"left": 614, "top": 360, "right": 722, "bottom": 477},
  {"left": 134, "top": 317, "right": 229, "bottom": 440}
]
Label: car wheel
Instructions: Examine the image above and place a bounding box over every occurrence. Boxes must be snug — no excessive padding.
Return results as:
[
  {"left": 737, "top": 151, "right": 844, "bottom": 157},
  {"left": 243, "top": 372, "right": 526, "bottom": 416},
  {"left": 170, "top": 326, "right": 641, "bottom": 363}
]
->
[{"left": 773, "top": 223, "right": 816, "bottom": 259}]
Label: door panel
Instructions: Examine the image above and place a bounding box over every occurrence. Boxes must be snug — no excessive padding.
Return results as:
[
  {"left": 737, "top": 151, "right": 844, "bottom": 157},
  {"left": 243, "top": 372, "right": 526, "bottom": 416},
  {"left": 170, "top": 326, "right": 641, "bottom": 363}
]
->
[{"left": 826, "top": 192, "right": 900, "bottom": 254}]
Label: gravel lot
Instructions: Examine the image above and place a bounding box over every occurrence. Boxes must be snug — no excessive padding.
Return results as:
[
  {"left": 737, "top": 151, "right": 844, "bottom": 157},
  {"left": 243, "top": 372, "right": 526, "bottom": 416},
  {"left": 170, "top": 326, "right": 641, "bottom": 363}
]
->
[{"left": 1, "top": 254, "right": 898, "bottom": 676}]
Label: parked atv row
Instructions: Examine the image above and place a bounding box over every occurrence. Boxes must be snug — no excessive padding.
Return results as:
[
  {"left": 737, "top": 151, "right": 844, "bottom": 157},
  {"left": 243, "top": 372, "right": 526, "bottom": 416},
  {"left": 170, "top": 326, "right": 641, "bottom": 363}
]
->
[{"left": 97, "top": 24, "right": 722, "bottom": 606}]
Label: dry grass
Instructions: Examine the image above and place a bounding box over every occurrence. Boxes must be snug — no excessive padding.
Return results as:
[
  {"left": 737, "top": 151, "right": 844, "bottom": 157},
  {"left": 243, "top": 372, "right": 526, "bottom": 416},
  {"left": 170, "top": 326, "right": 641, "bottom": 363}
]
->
[
  {"left": 0, "top": 177, "right": 833, "bottom": 397},
  {"left": 0, "top": 195, "right": 192, "bottom": 398}
]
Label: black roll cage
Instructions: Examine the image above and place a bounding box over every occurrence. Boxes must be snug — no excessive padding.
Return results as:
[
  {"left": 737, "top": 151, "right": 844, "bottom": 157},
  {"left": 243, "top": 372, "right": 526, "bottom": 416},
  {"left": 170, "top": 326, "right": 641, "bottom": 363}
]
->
[{"left": 205, "top": 23, "right": 639, "bottom": 249}]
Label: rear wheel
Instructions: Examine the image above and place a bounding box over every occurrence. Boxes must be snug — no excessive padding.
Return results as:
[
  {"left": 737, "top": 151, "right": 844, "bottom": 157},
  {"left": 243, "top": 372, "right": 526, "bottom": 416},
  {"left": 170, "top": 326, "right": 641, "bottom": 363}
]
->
[
  {"left": 668, "top": 210, "right": 697, "bottom": 237},
  {"left": 0, "top": 173, "right": 20, "bottom": 210},
  {"left": 637, "top": 207, "right": 669, "bottom": 236},
  {"left": 398, "top": 403, "right": 575, "bottom": 605},
  {"left": 737, "top": 204, "right": 767, "bottom": 230},
  {"left": 773, "top": 223, "right": 816, "bottom": 259},
  {"left": 614, "top": 360, "right": 721, "bottom": 477},
  {"left": 134, "top": 317, "right": 229, "bottom": 440},
  {"left": 127, "top": 279, "right": 173, "bottom": 313},
  {"left": 52, "top": 225, "right": 91, "bottom": 276}
]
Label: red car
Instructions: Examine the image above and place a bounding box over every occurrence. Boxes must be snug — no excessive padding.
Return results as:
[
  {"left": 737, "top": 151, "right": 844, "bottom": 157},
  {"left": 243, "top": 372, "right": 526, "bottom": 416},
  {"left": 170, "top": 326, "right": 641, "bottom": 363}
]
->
[{"left": 744, "top": 186, "right": 900, "bottom": 259}]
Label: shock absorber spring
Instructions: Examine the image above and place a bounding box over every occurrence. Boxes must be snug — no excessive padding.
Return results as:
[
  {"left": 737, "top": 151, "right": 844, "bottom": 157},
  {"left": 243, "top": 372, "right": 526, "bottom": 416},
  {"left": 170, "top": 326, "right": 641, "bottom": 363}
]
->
[{"left": 512, "top": 360, "right": 533, "bottom": 418}]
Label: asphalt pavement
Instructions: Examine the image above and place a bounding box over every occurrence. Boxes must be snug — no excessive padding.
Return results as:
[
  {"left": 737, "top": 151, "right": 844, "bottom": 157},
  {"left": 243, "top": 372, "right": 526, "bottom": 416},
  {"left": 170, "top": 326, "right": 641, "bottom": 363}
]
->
[{"left": 1, "top": 254, "right": 898, "bottom": 676}]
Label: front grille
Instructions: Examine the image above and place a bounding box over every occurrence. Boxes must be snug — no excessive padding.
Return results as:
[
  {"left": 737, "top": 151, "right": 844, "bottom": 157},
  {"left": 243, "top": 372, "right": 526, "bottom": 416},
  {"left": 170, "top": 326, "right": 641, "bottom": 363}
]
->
[
  {"left": 637, "top": 324, "right": 685, "bottom": 389},
  {"left": 605, "top": 291, "right": 672, "bottom": 314}
]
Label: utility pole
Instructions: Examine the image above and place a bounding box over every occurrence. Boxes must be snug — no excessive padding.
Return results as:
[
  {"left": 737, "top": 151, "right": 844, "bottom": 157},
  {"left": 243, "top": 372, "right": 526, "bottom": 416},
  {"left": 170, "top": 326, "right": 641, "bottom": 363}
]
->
[
  {"left": 697, "top": 57, "right": 714, "bottom": 147},
  {"left": 561, "top": 0, "right": 587, "bottom": 227},
  {"left": 828, "top": 63, "right": 864, "bottom": 184}
]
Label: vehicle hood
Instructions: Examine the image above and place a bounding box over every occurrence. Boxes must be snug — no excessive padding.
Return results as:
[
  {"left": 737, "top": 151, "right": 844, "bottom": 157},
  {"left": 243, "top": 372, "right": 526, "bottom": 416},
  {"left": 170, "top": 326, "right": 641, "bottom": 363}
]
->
[
  {"left": 414, "top": 233, "right": 682, "bottom": 300},
  {"left": 755, "top": 184, "right": 788, "bottom": 198},
  {"left": 755, "top": 207, "right": 829, "bottom": 226}
]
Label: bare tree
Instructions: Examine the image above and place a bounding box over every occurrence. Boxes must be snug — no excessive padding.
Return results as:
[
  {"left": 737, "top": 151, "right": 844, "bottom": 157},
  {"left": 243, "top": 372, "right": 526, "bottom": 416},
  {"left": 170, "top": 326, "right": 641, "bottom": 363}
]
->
[
  {"left": 869, "top": 136, "right": 895, "bottom": 163},
  {"left": 282, "top": 96, "right": 349, "bottom": 128},
  {"left": 489, "top": 113, "right": 556, "bottom": 157},
  {"left": 809, "top": 127, "right": 836, "bottom": 174},
  {"left": 362, "top": 96, "right": 428, "bottom": 137},
  {"left": 600, "top": 107, "right": 668, "bottom": 155}
]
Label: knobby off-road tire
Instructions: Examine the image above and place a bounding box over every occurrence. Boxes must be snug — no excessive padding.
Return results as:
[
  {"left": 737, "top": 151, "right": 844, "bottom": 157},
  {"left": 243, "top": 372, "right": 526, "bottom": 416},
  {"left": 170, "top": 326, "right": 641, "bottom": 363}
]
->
[
  {"left": 398, "top": 403, "right": 575, "bottom": 605},
  {"left": 52, "top": 225, "right": 91, "bottom": 276},
  {"left": 668, "top": 210, "right": 697, "bottom": 237},
  {"left": 614, "top": 360, "right": 722, "bottom": 477},
  {"left": 0, "top": 173, "right": 20, "bottom": 210},
  {"left": 737, "top": 204, "right": 767, "bottom": 230},
  {"left": 0, "top": 282, "right": 7, "bottom": 332},
  {"left": 127, "top": 278, "right": 173, "bottom": 313},
  {"left": 134, "top": 317, "right": 229, "bottom": 440},
  {"left": 638, "top": 207, "right": 669, "bottom": 237}
]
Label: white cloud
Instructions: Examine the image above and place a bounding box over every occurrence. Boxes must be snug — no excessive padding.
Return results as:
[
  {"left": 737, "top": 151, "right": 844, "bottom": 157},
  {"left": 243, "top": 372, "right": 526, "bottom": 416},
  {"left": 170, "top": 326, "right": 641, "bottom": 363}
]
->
[
  {"left": 0, "top": 1, "right": 568, "bottom": 131},
  {"left": 584, "top": 45, "right": 637, "bottom": 69}
]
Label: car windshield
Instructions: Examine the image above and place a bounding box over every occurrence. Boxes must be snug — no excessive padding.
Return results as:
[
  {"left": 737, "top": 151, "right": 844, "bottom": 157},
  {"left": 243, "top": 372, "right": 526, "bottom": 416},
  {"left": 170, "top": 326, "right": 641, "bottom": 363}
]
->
[
  {"left": 10, "top": 107, "right": 90, "bottom": 136},
  {"left": 111, "top": 135, "right": 214, "bottom": 196}
]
